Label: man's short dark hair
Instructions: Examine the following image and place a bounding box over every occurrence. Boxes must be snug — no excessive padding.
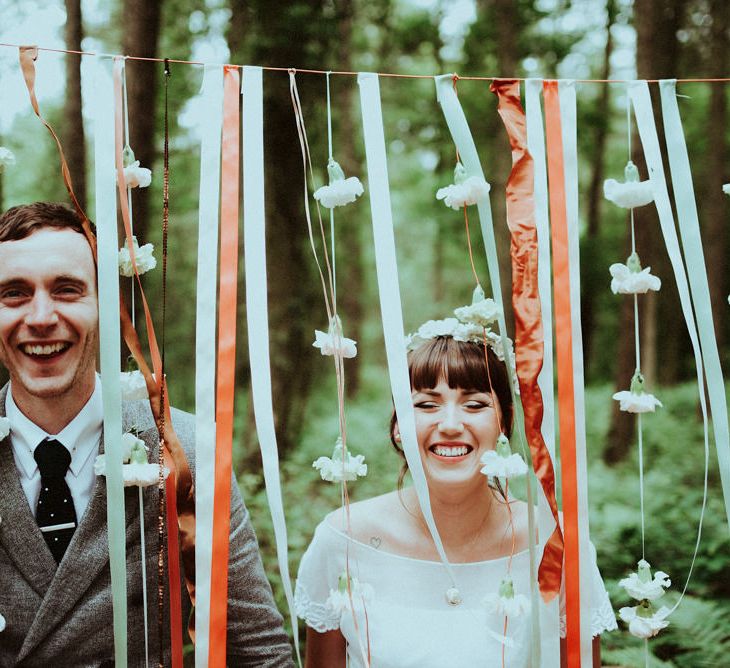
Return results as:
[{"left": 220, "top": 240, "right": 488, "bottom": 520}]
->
[{"left": 0, "top": 202, "right": 88, "bottom": 242}]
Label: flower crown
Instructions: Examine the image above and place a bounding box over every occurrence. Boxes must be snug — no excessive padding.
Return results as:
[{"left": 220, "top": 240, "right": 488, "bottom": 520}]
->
[{"left": 404, "top": 286, "right": 519, "bottom": 394}]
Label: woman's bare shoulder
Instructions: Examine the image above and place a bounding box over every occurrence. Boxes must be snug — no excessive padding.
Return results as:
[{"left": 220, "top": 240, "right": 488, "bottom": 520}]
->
[{"left": 324, "top": 491, "right": 411, "bottom": 545}]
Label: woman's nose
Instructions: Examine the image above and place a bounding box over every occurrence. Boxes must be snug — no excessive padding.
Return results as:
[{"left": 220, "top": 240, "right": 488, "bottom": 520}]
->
[{"left": 438, "top": 405, "right": 464, "bottom": 433}]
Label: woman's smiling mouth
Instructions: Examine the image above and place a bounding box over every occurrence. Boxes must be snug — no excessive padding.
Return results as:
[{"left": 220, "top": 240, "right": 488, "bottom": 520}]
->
[{"left": 429, "top": 443, "right": 474, "bottom": 459}]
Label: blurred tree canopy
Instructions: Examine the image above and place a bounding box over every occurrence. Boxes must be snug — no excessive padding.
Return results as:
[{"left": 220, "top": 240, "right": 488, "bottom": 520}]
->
[{"left": 0, "top": 0, "right": 729, "bottom": 663}]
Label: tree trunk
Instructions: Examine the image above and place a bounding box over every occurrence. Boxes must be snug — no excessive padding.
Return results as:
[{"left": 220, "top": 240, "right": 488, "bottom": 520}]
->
[
  {"left": 582, "top": 0, "right": 616, "bottom": 371},
  {"left": 63, "top": 0, "right": 86, "bottom": 212},
  {"left": 122, "top": 0, "right": 163, "bottom": 245},
  {"left": 605, "top": 0, "right": 685, "bottom": 463},
  {"left": 704, "top": 0, "right": 728, "bottom": 349}
]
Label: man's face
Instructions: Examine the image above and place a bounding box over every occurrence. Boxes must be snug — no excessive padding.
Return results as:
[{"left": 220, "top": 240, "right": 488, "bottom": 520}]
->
[{"left": 0, "top": 227, "right": 98, "bottom": 407}]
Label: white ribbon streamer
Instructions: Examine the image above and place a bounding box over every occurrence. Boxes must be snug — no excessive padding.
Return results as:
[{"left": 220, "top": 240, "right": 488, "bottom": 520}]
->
[
  {"left": 434, "top": 74, "right": 542, "bottom": 665},
  {"left": 558, "top": 79, "right": 594, "bottom": 665},
  {"left": 524, "top": 78, "right": 560, "bottom": 668},
  {"left": 658, "top": 79, "right": 729, "bottom": 536},
  {"left": 92, "top": 54, "right": 127, "bottom": 666},
  {"left": 357, "top": 72, "right": 456, "bottom": 588},
  {"left": 629, "top": 81, "right": 710, "bottom": 611},
  {"left": 241, "top": 65, "right": 302, "bottom": 667},
  {"left": 194, "top": 64, "right": 224, "bottom": 668}
]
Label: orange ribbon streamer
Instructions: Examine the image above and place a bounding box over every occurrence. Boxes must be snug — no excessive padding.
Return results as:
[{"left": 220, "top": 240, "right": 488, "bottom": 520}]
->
[
  {"left": 543, "top": 80, "right": 581, "bottom": 666},
  {"left": 490, "top": 79, "right": 564, "bottom": 603},
  {"left": 208, "top": 65, "right": 240, "bottom": 668}
]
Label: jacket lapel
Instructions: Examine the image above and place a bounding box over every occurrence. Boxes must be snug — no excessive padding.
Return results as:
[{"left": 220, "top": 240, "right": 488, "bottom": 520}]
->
[{"left": 17, "top": 404, "right": 155, "bottom": 662}]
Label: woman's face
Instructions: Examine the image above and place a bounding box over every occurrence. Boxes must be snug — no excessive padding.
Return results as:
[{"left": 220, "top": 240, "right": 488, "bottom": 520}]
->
[{"left": 409, "top": 378, "right": 502, "bottom": 489}]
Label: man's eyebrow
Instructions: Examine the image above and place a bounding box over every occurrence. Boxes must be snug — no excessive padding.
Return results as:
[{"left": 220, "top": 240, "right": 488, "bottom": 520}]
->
[
  {"left": 53, "top": 274, "right": 90, "bottom": 285},
  {"left": 0, "top": 277, "right": 31, "bottom": 289}
]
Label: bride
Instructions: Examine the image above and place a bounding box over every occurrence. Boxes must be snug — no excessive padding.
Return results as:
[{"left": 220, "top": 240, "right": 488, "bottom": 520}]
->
[{"left": 295, "top": 322, "right": 616, "bottom": 667}]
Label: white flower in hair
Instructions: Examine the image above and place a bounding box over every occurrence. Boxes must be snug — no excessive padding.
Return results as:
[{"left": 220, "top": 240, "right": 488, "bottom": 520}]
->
[
  {"left": 619, "top": 559, "right": 671, "bottom": 601},
  {"left": 119, "top": 236, "right": 157, "bottom": 277},
  {"left": 326, "top": 571, "right": 374, "bottom": 615},
  {"left": 313, "top": 158, "right": 364, "bottom": 208},
  {"left": 454, "top": 284, "right": 502, "bottom": 327},
  {"left": 618, "top": 602, "right": 670, "bottom": 638},
  {"left": 0, "top": 416, "right": 10, "bottom": 440},
  {"left": 480, "top": 434, "right": 528, "bottom": 478},
  {"left": 0, "top": 146, "right": 16, "bottom": 172},
  {"left": 95, "top": 432, "right": 166, "bottom": 488},
  {"left": 604, "top": 160, "right": 654, "bottom": 209},
  {"left": 483, "top": 576, "right": 530, "bottom": 619},
  {"left": 613, "top": 370, "right": 662, "bottom": 414},
  {"left": 120, "top": 370, "right": 149, "bottom": 401},
  {"left": 313, "top": 315, "right": 358, "bottom": 358},
  {"left": 436, "top": 162, "right": 491, "bottom": 210},
  {"left": 121, "top": 145, "right": 152, "bottom": 189},
  {"left": 609, "top": 252, "right": 661, "bottom": 295},
  {"left": 313, "top": 437, "right": 367, "bottom": 482}
]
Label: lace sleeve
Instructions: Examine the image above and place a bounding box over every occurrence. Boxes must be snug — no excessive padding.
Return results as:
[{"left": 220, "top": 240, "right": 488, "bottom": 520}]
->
[
  {"left": 559, "top": 542, "right": 619, "bottom": 638},
  {"left": 294, "top": 521, "right": 343, "bottom": 633}
]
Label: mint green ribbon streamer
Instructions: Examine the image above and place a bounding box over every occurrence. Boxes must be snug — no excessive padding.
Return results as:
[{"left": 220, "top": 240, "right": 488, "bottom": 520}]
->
[
  {"left": 194, "top": 64, "right": 224, "bottom": 667},
  {"left": 629, "top": 81, "right": 711, "bottom": 610},
  {"left": 357, "top": 72, "right": 457, "bottom": 595},
  {"left": 241, "top": 66, "right": 302, "bottom": 667},
  {"left": 93, "top": 54, "right": 127, "bottom": 666},
  {"left": 434, "top": 73, "right": 541, "bottom": 666},
  {"left": 658, "top": 79, "right": 730, "bottom": 534}
]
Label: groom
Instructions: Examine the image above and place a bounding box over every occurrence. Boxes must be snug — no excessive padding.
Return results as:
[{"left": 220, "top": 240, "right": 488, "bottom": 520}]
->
[{"left": 0, "top": 202, "right": 293, "bottom": 666}]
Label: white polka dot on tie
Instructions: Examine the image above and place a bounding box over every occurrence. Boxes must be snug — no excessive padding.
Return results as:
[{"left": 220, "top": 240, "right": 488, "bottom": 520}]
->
[
  {"left": 50, "top": 513, "right": 54, "bottom": 518},
  {"left": 54, "top": 537, "right": 58, "bottom": 542},
  {"left": 64, "top": 499, "right": 68, "bottom": 503},
  {"left": 44, "top": 488, "right": 49, "bottom": 492}
]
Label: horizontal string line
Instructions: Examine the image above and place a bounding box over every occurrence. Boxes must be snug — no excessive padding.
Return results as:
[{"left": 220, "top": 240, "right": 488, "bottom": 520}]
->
[{"left": 1, "top": 42, "right": 730, "bottom": 84}]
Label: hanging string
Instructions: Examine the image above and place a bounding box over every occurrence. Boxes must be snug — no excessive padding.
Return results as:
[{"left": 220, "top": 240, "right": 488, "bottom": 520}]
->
[
  {"left": 4, "top": 41, "right": 730, "bottom": 83},
  {"left": 325, "top": 71, "right": 337, "bottom": 307},
  {"left": 121, "top": 58, "right": 136, "bottom": 327}
]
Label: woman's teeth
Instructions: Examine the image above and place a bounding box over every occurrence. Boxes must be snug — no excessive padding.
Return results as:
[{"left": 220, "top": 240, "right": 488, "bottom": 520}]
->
[{"left": 433, "top": 445, "right": 469, "bottom": 457}]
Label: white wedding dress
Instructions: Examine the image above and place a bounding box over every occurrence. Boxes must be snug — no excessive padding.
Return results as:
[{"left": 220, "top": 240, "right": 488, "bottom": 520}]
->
[{"left": 295, "top": 517, "right": 617, "bottom": 667}]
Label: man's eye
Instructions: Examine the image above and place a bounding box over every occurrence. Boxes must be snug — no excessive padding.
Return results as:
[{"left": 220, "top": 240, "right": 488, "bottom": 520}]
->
[{"left": 1, "top": 289, "right": 28, "bottom": 300}]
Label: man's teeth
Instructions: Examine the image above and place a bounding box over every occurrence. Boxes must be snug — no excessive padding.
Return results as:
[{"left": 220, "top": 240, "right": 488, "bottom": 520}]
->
[
  {"left": 23, "top": 343, "right": 67, "bottom": 356},
  {"left": 433, "top": 445, "right": 469, "bottom": 457}
]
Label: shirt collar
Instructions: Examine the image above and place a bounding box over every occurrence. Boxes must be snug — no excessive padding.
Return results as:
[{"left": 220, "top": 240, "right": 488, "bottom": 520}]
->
[{"left": 7, "top": 375, "right": 103, "bottom": 478}]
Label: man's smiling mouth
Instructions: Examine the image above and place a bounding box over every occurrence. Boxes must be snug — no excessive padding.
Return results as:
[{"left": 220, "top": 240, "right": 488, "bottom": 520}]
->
[{"left": 20, "top": 342, "right": 71, "bottom": 357}]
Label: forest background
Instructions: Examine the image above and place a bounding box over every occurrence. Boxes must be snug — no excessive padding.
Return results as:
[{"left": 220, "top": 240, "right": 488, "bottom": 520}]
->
[{"left": 0, "top": 0, "right": 729, "bottom": 665}]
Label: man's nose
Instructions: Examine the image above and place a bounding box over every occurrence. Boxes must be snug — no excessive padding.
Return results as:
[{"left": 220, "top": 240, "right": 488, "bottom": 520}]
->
[{"left": 25, "top": 293, "right": 59, "bottom": 328}]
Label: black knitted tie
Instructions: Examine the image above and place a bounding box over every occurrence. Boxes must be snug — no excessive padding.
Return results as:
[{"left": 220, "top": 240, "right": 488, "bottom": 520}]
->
[{"left": 34, "top": 439, "right": 77, "bottom": 563}]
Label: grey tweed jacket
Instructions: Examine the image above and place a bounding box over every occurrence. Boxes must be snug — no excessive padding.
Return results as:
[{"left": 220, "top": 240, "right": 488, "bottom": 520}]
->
[{"left": 0, "top": 385, "right": 294, "bottom": 667}]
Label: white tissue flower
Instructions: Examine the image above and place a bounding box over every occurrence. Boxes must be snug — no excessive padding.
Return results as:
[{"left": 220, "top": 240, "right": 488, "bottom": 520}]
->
[
  {"left": 120, "top": 370, "right": 149, "bottom": 401},
  {"left": 122, "top": 160, "right": 152, "bottom": 188},
  {"left": 326, "top": 575, "right": 374, "bottom": 615},
  {"left": 120, "top": 462, "right": 165, "bottom": 487},
  {"left": 436, "top": 176, "right": 491, "bottom": 210},
  {"left": 0, "top": 147, "right": 16, "bottom": 172},
  {"left": 483, "top": 577, "right": 530, "bottom": 619},
  {"left": 619, "top": 560, "right": 671, "bottom": 601},
  {"left": 312, "top": 329, "right": 357, "bottom": 359},
  {"left": 313, "top": 158, "right": 364, "bottom": 208},
  {"left": 313, "top": 438, "right": 367, "bottom": 482},
  {"left": 0, "top": 417, "right": 10, "bottom": 440},
  {"left": 609, "top": 263, "right": 661, "bottom": 294},
  {"left": 619, "top": 604, "right": 670, "bottom": 639},
  {"left": 454, "top": 286, "right": 502, "bottom": 327},
  {"left": 604, "top": 178, "right": 654, "bottom": 209},
  {"left": 119, "top": 236, "right": 157, "bottom": 277},
  {"left": 612, "top": 390, "right": 663, "bottom": 413}
]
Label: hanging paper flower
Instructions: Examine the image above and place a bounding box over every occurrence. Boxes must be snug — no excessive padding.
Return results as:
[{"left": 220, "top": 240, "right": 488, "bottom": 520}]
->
[
  {"left": 326, "top": 571, "right": 374, "bottom": 614},
  {"left": 722, "top": 184, "right": 730, "bottom": 195},
  {"left": 94, "top": 432, "right": 165, "bottom": 488},
  {"left": 480, "top": 434, "right": 528, "bottom": 479},
  {"left": 436, "top": 162, "right": 491, "bottom": 210},
  {"left": 0, "top": 147, "right": 16, "bottom": 173},
  {"left": 313, "top": 158, "right": 364, "bottom": 208},
  {"left": 604, "top": 160, "right": 654, "bottom": 209},
  {"left": 312, "top": 437, "right": 367, "bottom": 482},
  {"left": 613, "top": 369, "right": 663, "bottom": 414},
  {"left": 454, "top": 284, "right": 502, "bottom": 327},
  {"left": 618, "top": 601, "right": 670, "bottom": 639},
  {"left": 120, "top": 370, "right": 149, "bottom": 401},
  {"left": 119, "top": 236, "right": 157, "bottom": 277},
  {"left": 483, "top": 576, "right": 530, "bottom": 619},
  {"left": 121, "top": 145, "right": 152, "bottom": 189},
  {"left": 619, "top": 559, "right": 671, "bottom": 601},
  {"left": 313, "top": 315, "right": 357, "bottom": 358},
  {"left": 609, "top": 252, "right": 661, "bottom": 295},
  {"left": 0, "top": 416, "right": 10, "bottom": 440}
]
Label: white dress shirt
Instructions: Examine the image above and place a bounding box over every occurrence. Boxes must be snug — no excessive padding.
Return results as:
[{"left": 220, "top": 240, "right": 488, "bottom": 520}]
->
[{"left": 7, "top": 376, "right": 103, "bottom": 522}]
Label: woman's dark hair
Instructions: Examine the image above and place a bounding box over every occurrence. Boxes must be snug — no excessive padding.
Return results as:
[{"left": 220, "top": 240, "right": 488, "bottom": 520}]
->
[{"left": 390, "top": 335, "right": 514, "bottom": 491}]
